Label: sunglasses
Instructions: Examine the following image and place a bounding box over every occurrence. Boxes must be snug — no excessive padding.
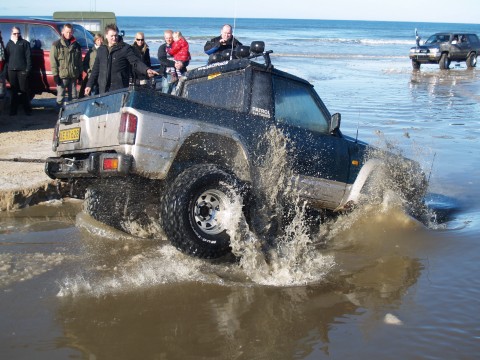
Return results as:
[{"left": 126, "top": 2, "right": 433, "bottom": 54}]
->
[
  {"left": 136, "top": 38, "right": 144, "bottom": 41},
  {"left": 12, "top": 32, "right": 20, "bottom": 35}
]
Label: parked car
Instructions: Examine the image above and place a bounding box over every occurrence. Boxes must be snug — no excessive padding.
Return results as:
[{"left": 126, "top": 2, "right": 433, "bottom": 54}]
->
[
  {"left": 409, "top": 32, "right": 480, "bottom": 70},
  {"left": 0, "top": 18, "right": 94, "bottom": 96}
]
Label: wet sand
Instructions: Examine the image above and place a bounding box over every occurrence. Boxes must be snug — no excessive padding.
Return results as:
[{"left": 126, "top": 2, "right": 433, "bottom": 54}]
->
[{"left": 0, "top": 93, "right": 61, "bottom": 210}]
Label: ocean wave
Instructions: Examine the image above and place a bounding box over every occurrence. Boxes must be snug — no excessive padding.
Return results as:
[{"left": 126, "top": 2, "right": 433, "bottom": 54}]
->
[
  {"left": 288, "top": 38, "right": 415, "bottom": 46},
  {"left": 272, "top": 53, "right": 407, "bottom": 59}
]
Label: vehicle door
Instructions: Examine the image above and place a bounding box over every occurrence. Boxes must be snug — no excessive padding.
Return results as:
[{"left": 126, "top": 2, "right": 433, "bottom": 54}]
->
[
  {"left": 457, "top": 34, "right": 472, "bottom": 59},
  {"left": 272, "top": 75, "right": 351, "bottom": 208},
  {"left": 26, "top": 23, "right": 61, "bottom": 94},
  {"left": 450, "top": 33, "right": 468, "bottom": 61}
]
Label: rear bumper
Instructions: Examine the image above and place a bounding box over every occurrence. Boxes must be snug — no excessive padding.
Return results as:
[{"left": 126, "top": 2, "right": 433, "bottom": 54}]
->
[{"left": 45, "top": 153, "right": 132, "bottom": 180}]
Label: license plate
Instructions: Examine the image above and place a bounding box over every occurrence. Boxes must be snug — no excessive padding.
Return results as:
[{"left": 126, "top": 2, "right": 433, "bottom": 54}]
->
[{"left": 59, "top": 127, "right": 81, "bottom": 143}]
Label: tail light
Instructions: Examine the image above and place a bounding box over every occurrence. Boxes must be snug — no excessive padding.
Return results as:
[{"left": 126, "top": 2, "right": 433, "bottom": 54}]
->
[{"left": 119, "top": 112, "right": 138, "bottom": 145}]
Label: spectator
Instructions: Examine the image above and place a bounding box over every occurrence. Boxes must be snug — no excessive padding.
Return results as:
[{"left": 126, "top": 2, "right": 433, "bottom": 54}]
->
[
  {"left": 0, "top": 30, "right": 6, "bottom": 99},
  {"left": 85, "top": 24, "right": 158, "bottom": 96},
  {"left": 5, "top": 27, "right": 32, "bottom": 116},
  {"left": 131, "top": 31, "right": 151, "bottom": 85},
  {"left": 79, "top": 33, "right": 103, "bottom": 97},
  {"left": 157, "top": 30, "right": 186, "bottom": 94},
  {"left": 204, "top": 24, "right": 242, "bottom": 59},
  {"left": 167, "top": 31, "right": 190, "bottom": 83},
  {"left": 50, "top": 23, "right": 83, "bottom": 107}
]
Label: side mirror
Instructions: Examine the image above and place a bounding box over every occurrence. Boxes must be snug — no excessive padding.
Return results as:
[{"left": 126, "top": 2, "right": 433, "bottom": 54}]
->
[
  {"left": 250, "top": 41, "right": 265, "bottom": 54},
  {"left": 330, "top": 113, "right": 341, "bottom": 134}
]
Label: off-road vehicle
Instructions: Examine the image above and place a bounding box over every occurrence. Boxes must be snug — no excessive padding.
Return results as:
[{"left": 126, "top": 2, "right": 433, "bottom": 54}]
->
[
  {"left": 45, "top": 42, "right": 427, "bottom": 259},
  {"left": 409, "top": 31, "right": 480, "bottom": 70}
]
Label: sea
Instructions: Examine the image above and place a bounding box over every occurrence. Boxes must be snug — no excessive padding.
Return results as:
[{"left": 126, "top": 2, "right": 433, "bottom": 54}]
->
[{"left": 1, "top": 17, "right": 480, "bottom": 359}]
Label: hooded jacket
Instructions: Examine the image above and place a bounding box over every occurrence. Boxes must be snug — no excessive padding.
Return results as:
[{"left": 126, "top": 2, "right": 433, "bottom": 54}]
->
[
  {"left": 50, "top": 36, "right": 82, "bottom": 79},
  {"left": 87, "top": 41, "right": 149, "bottom": 94}
]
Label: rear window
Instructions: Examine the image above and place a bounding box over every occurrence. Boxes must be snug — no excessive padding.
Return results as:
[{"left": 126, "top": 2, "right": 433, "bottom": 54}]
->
[{"left": 183, "top": 71, "right": 245, "bottom": 111}]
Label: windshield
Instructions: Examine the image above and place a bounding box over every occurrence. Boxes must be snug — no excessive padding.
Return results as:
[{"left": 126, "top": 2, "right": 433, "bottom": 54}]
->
[{"left": 425, "top": 34, "right": 450, "bottom": 44}]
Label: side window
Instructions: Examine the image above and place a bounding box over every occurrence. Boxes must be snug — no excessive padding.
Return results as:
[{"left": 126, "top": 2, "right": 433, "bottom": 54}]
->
[
  {"left": 467, "top": 35, "right": 479, "bottom": 43},
  {"left": 28, "top": 24, "right": 59, "bottom": 49},
  {"left": 250, "top": 70, "right": 273, "bottom": 119},
  {"left": 0, "top": 23, "right": 26, "bottom": 40},
  {"left": 273, "top": 76, "right": 330, "bottom": 133},
  {"left": 183, "top": 71, "right": 245, "bottom": 111}
]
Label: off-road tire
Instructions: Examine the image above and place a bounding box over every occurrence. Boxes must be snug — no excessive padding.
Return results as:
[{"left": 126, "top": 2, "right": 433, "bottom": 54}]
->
[
  {"left": 160, "top": 164, "right": 244, "bottom": 259},
  {"left": 84, "top": 177, "right": 161, "bottom": 235},
  {"left": 439, "top": 53, "right": 450, "bottom": 70},
  {"left": 466, "top": 52, "right": 477, "bottom": 68}
]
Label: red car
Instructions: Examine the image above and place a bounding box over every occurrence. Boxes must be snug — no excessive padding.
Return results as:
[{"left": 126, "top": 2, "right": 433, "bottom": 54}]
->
[{"left": 0, "top": 18, "right": 94, "bottom": 96}]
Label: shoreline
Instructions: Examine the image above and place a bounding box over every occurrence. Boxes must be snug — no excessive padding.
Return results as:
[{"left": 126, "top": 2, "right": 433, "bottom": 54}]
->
[{"left": 0, "top": 93, "right": 69, "bottom": 211}]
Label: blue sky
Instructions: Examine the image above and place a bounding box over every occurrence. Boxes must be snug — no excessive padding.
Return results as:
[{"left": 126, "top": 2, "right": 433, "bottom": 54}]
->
[{"left": 1, "top": 0, "right": 479, "bottom": 24}]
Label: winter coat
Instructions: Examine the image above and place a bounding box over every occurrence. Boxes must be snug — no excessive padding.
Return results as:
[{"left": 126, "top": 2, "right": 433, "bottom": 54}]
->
[
  {"left": 83, "top": 46, "right": 98, "bottom": 74},
  {"left": 157, "top": 43, "right": 176, "bottom": 76},
  {"left": 167, "top": 38, "right": 191, "bottom": 62},
  {"left": 50, "top": 36, "right": 82, "bottom": 79},
  {"left": 87, "top": 41, "right": 149, "bottom": 94},
  {"left": 132, "top": 42, "right": 151, "bottom": 81},
  {"left": 5, "top": 37, "right": 31, "bottom": 72},
  {"left": 204, "top": 35, "right": 242, "bottom": 55}
]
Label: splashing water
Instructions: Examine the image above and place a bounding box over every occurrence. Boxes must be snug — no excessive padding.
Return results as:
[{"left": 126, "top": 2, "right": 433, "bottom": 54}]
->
[{"left": 60, "top": 128, "right": 438, "bottom": 296}]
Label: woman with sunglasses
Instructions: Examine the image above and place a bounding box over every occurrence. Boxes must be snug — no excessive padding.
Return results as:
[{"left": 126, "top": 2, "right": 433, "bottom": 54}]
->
[
  {"left": 131, "top": 32, "right": 151, "bottom": 85},
  {"left": 5, "top": 26, "right": 32, "bottom": 116}
]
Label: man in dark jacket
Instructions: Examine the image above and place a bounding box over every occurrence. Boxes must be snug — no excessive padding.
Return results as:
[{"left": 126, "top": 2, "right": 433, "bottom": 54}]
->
[
  {"left": 157, "top": 29, "right": 186, "bottom": 94},
  {"left": 5, "top": 26, "right": 32, "bottom": 115},
  {"left": 85, "top": 24, "right": 158, "bottom": 95},
  {"left": 50, "top": 23, "right": 83, "bottom": 106},
  {"left": 204, "top": 24, "right": 242, "bottom": 63}
]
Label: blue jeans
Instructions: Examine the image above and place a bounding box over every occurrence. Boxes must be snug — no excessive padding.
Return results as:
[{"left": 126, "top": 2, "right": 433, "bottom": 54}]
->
[{"left": 161, "top": 74, "right": 176, "bottom": 95}]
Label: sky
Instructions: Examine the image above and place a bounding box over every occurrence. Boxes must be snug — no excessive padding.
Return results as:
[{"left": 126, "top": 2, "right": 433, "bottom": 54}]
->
[{"left": 0, "top": 0, "right": 479, "bottom": 24}]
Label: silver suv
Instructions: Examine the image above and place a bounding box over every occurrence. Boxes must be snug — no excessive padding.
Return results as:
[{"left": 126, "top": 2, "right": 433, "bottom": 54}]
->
[{"left": 409, "top": 32, "right": 480, "bottom": 70}]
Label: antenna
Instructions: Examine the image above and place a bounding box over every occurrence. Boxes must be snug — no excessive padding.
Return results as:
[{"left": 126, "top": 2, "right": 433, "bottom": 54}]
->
[{"left": 230, "top": 0, "right": 238, "bottom": 60}]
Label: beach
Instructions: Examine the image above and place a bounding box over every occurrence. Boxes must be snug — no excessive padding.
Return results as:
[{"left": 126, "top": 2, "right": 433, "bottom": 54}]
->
[
  {"left": 1, "top": 17, "right": 480, "bottom": 359},
  {"left": 0, "top": 93, "right": 63, "bottom": 210}
]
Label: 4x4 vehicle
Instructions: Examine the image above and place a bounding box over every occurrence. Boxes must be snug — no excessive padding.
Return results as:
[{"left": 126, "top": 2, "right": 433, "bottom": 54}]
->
[
  {"left": 45, "top": 42, "right": 427, "bottom": 259},
  {"left": 409, "top": 32, "right": 480, "bottom": 70},
  {"left": 0, "top": 18, "right": 94, "bottom": 96}
]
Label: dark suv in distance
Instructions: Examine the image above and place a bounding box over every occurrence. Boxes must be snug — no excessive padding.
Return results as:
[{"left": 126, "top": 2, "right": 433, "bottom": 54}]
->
[
  {"left": 0, "top": 18, "right": 94, "bottom": 96},
  {"left": 409, "top": 32, "right": 480, "bottom": 70}
]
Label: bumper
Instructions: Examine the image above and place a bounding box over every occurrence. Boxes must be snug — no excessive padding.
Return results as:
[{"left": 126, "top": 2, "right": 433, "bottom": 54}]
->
[
  {"left": 409, "top": 53, "right": 440, "bottom": 63},
  {"left": 45, "top": 153, "right": 132, "bottom": 180}
]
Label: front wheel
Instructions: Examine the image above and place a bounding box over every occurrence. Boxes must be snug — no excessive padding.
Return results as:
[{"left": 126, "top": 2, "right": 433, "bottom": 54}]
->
[
  {"left": 439, "top": 53, "right": 450, "bottom": 70},
  {"left": 466, "top": 52, "right": 477, "bottom": 68},
  {"left": 411, "top": 59, "right": 421, "bottom": 70},
  {"left": 160, "top": 164, "right": 245, "bottom": 259}
]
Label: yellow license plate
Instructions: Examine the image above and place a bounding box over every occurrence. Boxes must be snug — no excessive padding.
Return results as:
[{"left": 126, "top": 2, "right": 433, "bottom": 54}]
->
[{"left": 59, "top": 127, "right": 81, "bottom": 143}]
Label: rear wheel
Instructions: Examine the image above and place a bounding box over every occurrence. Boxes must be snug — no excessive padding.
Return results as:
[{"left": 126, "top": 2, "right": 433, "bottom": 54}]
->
[
  {"left": 411, "top": 59, "right": 421, "bottom": 70},
  {"left": 466, "top": 52, "right": 477, "bottom": 68},
  {"left": 160, "top": 164, "right": 245, "bottom": 259},
  {"left": 439, "top": 53, "right": 450, "bottom": 70}
]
